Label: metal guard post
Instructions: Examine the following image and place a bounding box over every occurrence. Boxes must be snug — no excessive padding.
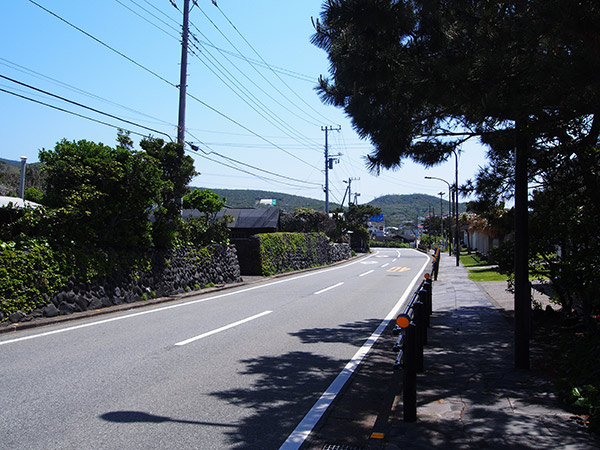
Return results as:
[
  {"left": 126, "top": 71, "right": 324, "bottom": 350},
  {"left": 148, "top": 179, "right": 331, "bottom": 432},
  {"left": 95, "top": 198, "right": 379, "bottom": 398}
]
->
[{"left": 403, "top": 323, "right": 417, "bottom": 422}]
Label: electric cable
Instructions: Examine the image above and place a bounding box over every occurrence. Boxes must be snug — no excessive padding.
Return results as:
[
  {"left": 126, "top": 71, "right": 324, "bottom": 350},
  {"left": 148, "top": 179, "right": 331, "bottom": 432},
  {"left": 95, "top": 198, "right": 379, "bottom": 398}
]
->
[
  {"left": 0, "top": 57, "right": 176, "bottom": 129},
  {"left": 1, "top": 74, "right": 173, "bottom": 140},
  {"left": 26, "top": 0, "right": 177, "bottom": 88},
  {"left": 210, "top": 2, "right": 338, "bottom": 125},
  {"left": 194, "top": 4, "right": 326, "bottom": 127},
  {"left": 0, "top": 87, "right": 160, "bottom": 140}
]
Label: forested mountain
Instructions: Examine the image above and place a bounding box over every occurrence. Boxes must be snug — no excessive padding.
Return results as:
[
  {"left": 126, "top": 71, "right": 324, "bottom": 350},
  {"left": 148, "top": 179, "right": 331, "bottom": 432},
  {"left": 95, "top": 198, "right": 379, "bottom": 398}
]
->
[
  {"left": 1, "top": 157, "right": 466, "bottom": 228},
  {"left": 200, "top": 188, "right": 466, "bottom": 228},
  {"left": 367, "top": 194, "right": 466, "bottom": 227},
  {"left": 195, "top": 187, "right": 337, "bottom": 213}
]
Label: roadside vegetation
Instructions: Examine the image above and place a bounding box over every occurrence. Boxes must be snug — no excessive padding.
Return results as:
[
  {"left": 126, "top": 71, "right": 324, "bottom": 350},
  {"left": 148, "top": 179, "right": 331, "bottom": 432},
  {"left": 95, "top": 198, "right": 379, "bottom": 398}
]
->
[
  {"left": 313, "top": 0, "right": 600, "bottom": 431},
  {"left": 0, "top": 131, "right": 230, "bottom": 322}
]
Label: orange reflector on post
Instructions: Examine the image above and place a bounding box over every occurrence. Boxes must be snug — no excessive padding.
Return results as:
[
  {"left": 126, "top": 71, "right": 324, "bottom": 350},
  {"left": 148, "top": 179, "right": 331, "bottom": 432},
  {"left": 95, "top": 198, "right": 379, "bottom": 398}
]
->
[
  {"left": 396, "top": 314, "right": 410, "bottom": 328},
  {"left": 424, "top": 273, "right": 430, "bottom": 279}
]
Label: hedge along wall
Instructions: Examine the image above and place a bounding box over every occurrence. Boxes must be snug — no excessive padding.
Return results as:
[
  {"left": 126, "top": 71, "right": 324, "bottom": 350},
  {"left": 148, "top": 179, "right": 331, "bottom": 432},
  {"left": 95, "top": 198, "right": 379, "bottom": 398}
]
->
[
  {"left": 0, "top": 244, "right": 241, "bottom": 324},
  {"left": 256, "top": 232, "right": 351, "bottom": 276}
]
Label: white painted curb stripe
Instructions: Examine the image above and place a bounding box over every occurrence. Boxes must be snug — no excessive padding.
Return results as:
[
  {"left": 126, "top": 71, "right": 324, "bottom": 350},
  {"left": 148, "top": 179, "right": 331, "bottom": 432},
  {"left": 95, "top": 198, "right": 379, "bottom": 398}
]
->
[{"left": 279, "top": 250, "right": 430, "bottom": 450}]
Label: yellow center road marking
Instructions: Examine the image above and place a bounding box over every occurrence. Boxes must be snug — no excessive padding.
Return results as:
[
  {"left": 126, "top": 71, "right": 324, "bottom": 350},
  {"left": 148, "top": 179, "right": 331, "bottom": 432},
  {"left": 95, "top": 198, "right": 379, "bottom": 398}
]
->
[{"left": 387, "top": 266, "right": 411, "bottom": 273}]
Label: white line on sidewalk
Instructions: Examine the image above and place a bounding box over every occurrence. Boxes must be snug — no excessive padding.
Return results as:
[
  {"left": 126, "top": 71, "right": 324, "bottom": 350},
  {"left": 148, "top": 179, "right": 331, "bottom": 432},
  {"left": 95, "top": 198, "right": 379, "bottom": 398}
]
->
[
  {"left": 359, "top": 270, "right": 374, "bottom": 277},
  {"left": 174, "top": 311, "right": 272, "bottom": 346},
  {"left": 313, "top": 282, "right": 344, "bottom": 295}
]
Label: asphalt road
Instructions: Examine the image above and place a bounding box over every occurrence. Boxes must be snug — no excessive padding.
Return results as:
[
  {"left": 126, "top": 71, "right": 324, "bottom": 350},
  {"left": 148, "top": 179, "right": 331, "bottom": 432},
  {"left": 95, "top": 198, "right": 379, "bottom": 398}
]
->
[{"left": 0, "top": 248, "right": 429, "bottom": 450}]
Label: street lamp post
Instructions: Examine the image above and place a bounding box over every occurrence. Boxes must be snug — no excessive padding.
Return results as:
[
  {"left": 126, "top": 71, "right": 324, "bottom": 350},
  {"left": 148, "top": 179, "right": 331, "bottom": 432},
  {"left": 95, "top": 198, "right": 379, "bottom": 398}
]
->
[
  {"left": 425, "top": 176, "right": 452, "bottom": 256},
  {"left": 453, "top": 150, "right": 460, "bottom": 267},
  {"left": 424, "top": 149, "right": 459, "bottom": 267},
  {"left": 438, "top": 191, "right": 444, "bottom": 247}
]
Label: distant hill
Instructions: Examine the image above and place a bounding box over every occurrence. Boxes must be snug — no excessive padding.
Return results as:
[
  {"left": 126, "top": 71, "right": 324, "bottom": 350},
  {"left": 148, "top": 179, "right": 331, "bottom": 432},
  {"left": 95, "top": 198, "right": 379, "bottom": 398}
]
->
[
  {"left": 199, "top": 188, "right": 466, "bottom": 228},
  {"left": 195, "top": 187, "right": 339, "bottom": 213},
  {"left": 368, "top": 194, "right": 467, "bottom": 227},
  {"left": 1, "top": 157, "right": 467, "bottom": 226}
]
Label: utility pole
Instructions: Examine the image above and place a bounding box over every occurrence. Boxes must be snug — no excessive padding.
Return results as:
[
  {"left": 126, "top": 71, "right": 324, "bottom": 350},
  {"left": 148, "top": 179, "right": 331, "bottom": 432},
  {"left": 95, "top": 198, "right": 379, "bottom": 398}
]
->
[
  {"left": 322, "top": 125, "right": 341, "bottom": 213},
  {"left": 342, "top": 177, "right": 360, "bottom": 208},
  {"left": 353, "top": 192, "right": 360, "bottom": 205},
  {"left": 177, "top": 0, "right": 191, "bottom": 144}
]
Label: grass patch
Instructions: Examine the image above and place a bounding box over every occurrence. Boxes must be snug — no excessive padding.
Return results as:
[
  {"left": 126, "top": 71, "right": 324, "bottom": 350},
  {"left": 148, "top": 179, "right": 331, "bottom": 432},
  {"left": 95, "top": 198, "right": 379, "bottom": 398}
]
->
[
  {"left": 467, "top": 267, "right": 510, "bottom": 282},
  {"left": 460, "top": 253, "right": 491, "bottom": 268}
]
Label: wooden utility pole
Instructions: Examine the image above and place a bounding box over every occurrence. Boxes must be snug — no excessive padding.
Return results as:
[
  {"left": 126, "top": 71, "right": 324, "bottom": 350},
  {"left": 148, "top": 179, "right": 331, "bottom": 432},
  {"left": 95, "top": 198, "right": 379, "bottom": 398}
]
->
[
  {"left": 322, "top": 125, "right": 341, "bottom": 213},
  {"left": 177, "top": 0, "right": 190, "bottom": 144}
]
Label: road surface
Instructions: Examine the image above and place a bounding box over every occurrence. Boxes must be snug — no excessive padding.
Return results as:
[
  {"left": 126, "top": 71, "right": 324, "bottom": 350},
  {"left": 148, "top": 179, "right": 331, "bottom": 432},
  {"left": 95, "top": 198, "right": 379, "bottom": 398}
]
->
[{"left": 0, "top": 248, "right": 429, "bottom": 449}]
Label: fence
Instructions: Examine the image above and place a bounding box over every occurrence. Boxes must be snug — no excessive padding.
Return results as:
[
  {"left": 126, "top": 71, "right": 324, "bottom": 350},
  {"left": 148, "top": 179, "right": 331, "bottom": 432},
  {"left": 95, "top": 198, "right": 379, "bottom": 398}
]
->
[{"left": 391, "top": 249, "right": 437, "bottom": 422}]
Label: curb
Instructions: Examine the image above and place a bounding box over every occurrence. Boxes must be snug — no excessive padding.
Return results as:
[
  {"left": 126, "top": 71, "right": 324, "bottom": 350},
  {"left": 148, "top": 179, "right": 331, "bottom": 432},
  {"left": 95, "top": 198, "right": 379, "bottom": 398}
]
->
[{"left": 0, "top": 253, "right": 367, "bottom": 335}]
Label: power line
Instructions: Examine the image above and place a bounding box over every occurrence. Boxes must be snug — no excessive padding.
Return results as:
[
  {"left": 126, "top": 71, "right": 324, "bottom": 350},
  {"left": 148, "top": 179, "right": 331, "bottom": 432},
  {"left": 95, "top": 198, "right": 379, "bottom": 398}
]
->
[
  {"left": 211, "top": 2, "right": 338, "bottom": 125},
  {"left": 26, "top": 0, "right": 177, "bottom": 88},
  {"left": 188, "top": 35, "right": 321, "bottom": 152},
  {"left": 26, "top": 0, "right": 320, "bottom": 171},
  {"left": 185, "top": 135, "right": 321, "bottom": 186},
  {"left": 194, "top": 4, "right": 326, "bottom": 127},
  {"left": 114, "top": 0, "right": 180, "bottom": 39},
  {"left": 185, "top": 143, "right": 316, "bottom": 190},
  {"left": 0, "top": 86, "right": 160, "bottom": 140},
  {"left": 1, "top": 74, "right": 173, "bottom": 140},
  {"left": 185, "top": 90, "right": 321, "bottom": 171},
  {"left": 0, "top": 57, "right": 177, "bottom": 130}
]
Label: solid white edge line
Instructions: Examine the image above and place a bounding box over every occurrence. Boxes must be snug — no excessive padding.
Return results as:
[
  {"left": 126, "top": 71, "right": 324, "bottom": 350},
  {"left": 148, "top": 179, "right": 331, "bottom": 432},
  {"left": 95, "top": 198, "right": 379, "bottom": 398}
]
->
[
  {"left": 313, "top": 282, "right": 344, "bottom": 295},
  {"left": 174, "top": 310, "right": 272, "bottom": 346},
  {"left": 279, "top": 249, "right": 431, "bottom": 450},
  {"left": 359, "top": 270, "right": 374, "bottom": 277},
  {"left": 0, "top": 252, "right": 381, "bottom": 347}
]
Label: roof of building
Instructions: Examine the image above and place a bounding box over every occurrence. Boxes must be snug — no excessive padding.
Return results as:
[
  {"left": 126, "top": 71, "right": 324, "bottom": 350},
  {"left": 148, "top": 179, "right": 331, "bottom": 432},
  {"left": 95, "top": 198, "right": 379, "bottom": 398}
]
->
[
  {"left": 182, "top": 207, "right": 280, "bottom": 230},
  {"left": 217, "top": 208, "right": 280, "bottom": 229},
  {"left": 0, "top": 196, "right": 41, "bottom": 209}
]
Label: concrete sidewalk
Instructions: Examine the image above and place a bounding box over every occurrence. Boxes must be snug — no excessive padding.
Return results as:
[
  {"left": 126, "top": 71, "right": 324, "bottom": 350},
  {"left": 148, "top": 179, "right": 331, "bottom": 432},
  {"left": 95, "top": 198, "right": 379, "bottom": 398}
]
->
[{"left": 377, "top": 252, "right": 600, "bottom": 449}]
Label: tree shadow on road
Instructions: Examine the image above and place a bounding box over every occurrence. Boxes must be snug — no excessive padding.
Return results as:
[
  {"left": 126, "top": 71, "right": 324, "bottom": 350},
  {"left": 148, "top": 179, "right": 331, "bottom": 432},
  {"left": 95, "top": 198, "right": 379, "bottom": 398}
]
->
[{"left": 209, "top": 318, "right": 394, "bottom": 449}]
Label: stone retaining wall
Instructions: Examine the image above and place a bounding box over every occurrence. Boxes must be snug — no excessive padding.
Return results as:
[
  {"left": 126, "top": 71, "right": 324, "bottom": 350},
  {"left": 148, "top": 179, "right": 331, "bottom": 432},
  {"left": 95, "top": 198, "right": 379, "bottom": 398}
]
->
[{"left": 6, "top": 244, "right": 242, "bottom": 323}]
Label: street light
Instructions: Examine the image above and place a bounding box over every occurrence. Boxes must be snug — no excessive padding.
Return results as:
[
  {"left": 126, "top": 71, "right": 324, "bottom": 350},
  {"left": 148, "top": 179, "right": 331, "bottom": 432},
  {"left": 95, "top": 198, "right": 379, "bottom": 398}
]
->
[
  {"left": 452, "top": 149, "right": 460, "bottom": 267},
  {"left": 425, "top": 176, "right": 452, "bottom": 256},
  {"left": 424, "top": 148, "right": 460, "bottom": 267}
]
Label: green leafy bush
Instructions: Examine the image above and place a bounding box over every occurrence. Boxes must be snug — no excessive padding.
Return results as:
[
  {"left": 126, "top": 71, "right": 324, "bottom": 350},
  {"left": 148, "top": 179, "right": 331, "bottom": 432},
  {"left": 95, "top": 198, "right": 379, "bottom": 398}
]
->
[
  {"left": 257, "top": 232, "right": 326, "bottom": 276},
  {"left": 0, "top": 239, "right": 68, "bottom": 318},
  {"left": 558, "top": 330, "right": 600, "bottom": 433}
]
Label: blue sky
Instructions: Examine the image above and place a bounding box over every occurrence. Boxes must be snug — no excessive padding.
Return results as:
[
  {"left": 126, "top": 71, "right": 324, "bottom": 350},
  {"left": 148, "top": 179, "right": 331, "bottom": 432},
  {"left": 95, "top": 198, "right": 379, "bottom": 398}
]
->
[{"left": 1, "top": 0, "right": 488, "bottom": 205}]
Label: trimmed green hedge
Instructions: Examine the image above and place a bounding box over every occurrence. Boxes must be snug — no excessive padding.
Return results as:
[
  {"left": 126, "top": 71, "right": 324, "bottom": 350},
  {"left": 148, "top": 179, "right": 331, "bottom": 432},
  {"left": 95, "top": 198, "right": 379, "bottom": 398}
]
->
[{"left": 256, "top": 232, "right": 328, "bottom": 276}]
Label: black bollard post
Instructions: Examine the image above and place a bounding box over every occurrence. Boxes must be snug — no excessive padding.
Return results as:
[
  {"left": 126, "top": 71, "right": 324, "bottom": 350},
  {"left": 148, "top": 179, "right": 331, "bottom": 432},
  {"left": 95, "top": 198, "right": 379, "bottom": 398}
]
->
[
  {"left": 413, "top": 301, "right": 425, "bottom": 372},
  {"left": 403, "top": 323, "right": 417, "bottom": 422},
  {"left": 424, "top": 275, "right": 433, "bottom": 316},
  {"left": 419, "top": 287, "right": 430, "bottom": 329}
]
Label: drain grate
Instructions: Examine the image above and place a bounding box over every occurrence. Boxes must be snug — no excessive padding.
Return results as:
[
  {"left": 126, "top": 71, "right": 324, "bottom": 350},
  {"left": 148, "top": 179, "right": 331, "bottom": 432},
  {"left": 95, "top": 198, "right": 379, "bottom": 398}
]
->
[{"left": 322, "top": 445, "right": 364, "bottom": 450}]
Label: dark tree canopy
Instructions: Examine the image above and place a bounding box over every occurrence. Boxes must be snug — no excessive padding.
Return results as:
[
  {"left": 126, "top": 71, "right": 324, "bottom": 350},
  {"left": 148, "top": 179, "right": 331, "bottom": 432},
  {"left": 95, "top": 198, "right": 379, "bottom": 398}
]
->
[{"left": 313, "top": 0, "right": 600, "bottom": 177}]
